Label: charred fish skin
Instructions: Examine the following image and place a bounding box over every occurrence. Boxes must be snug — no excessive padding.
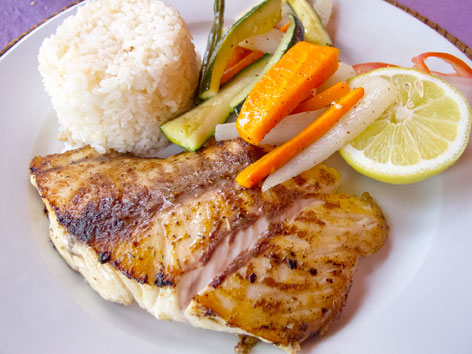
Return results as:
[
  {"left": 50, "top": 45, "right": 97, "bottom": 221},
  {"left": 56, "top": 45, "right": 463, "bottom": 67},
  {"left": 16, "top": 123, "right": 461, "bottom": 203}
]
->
[{"left": 186, "top": 193, "right": 388, "bottom": 351}]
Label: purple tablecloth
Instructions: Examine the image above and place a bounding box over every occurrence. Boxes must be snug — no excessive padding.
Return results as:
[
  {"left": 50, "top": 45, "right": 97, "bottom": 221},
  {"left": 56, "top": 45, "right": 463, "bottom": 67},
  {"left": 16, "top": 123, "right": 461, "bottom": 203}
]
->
[{"left": 1, "top": 0, "right": 471, "bottom": 55}]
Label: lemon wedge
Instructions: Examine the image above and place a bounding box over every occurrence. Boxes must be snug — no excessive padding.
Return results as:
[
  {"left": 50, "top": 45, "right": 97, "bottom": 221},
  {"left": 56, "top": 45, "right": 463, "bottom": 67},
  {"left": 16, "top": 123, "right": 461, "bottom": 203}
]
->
[{"left": 340, "top": 67, "right": 472, "bottom": 184}]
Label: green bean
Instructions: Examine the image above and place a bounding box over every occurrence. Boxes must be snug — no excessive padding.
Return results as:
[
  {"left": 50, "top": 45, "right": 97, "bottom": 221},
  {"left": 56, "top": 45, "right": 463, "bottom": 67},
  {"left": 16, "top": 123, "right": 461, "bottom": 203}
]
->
[{"left": 196, "top": 0, "right": 225, "bottom": 102}]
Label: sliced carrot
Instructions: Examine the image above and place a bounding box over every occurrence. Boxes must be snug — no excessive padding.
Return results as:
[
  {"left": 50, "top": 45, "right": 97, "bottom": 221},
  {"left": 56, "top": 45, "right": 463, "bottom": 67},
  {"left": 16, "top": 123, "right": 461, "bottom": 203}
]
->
[
  {"left": 292, "top": 81, "right": 351, "bottom": 114},
  {"left": 236, "top": 42, "right": 339, "bottom": 145},
  {"left": 220, "top": 48, "right": 265, "bottom": 86},
  {"left": 236, "top": 87, "right": 365, "bottom": 188},
  {"left": 279, "top": 21, "right": 290, "bottom": 33}
]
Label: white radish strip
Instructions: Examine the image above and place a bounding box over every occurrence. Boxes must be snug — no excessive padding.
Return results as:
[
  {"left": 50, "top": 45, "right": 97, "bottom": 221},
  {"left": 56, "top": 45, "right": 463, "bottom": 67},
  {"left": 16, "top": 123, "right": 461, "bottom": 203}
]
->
[
  {"left": 239, "top": 29, "right": 284, "bottom": 54},
  {"left": 262, "top": 76, "right": 398, "bottom": 192},
  {"left": 215, "top": 122, "right": 238, "bottom": 141},
  {"left": 312, "top": 0, "right": 332, "bottom": 27},
  {"left": 215, "top": 109, "right": 326, "bottom": 145},
  {"left": 261, "top": 110, "right": 326, "bottom": 145},
  {"left": 319, "top": 62, "right": 357, "bottom": 91},
  {"left": 436, "top": 75, "right": 472, "bottom": 105}
]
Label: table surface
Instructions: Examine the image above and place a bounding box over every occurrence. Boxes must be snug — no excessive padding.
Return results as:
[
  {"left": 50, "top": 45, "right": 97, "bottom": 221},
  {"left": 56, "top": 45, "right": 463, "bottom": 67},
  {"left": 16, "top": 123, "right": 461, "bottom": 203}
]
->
[{"left": 1, "top": 0, "right": 471, "bottom": 55}]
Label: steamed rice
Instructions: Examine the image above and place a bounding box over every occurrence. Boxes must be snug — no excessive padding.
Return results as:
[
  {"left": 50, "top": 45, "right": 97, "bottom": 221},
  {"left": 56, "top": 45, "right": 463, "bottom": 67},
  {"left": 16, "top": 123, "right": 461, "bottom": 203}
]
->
[{"left": 38, "top": 0, "right": 199, "bottom": 155}]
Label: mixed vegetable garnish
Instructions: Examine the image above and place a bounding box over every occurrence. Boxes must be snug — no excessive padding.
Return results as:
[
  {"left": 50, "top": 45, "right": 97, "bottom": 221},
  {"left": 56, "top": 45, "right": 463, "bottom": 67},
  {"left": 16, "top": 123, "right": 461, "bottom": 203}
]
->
[{"left": 161, "top": 0, "right": 472, "bottom": 189}]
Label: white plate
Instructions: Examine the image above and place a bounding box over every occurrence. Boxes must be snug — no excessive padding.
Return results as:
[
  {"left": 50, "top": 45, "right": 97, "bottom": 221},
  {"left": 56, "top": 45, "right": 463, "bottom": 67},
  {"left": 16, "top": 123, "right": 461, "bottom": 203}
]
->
[{"left": 1, "top": 0, "right": 471, "bottom": 353}]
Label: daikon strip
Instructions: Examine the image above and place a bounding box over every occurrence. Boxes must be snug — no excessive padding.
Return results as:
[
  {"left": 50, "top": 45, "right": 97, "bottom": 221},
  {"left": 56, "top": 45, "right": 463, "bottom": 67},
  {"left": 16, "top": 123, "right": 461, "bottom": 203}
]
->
[
  {"left": 239, "top": 28, "right": 284, "bottom": 54},
  {"left": 215, "top": 109, "right": 326, "bottom": 145},
  {"left": 319, "top": 62, "right": 357, "bottom": 91}
]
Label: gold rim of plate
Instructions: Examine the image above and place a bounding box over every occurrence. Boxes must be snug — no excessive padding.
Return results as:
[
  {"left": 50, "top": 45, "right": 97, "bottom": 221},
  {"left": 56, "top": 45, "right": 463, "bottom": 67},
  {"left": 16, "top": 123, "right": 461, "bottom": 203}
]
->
[{"left": 0, "top": 0, "right": 471, "bottom": 59}]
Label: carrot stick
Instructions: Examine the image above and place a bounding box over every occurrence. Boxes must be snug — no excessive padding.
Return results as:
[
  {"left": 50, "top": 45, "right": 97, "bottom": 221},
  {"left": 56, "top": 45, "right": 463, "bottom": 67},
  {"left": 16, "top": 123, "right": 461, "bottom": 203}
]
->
[
  {"left": 236, "top": 87, "right": 365, "bottom": 188},
  {"left": 220, "top": 49, "right": 265, "bottom": 86},
  {"left": 279, "top": 22, "right": 290, "bottom": 33},
  {"left": 292, "top": 81, "right": 351, "bottom": 114},
  {"left": 236, "top": 42, "right": 339, "bottom": 145}
]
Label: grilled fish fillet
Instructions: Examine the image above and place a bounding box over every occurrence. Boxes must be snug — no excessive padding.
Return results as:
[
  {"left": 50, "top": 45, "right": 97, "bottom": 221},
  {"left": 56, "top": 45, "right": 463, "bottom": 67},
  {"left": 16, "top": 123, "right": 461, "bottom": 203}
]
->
[{"left": 30, "top": 139, "right": 387, "bottom": 352}]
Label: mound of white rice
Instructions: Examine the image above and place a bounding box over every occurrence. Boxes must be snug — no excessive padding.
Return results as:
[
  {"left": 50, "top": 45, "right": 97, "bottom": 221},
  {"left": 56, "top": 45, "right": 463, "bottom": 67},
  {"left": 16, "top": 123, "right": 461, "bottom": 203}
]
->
[{"left": 38, "top": 0, "right": 199, "bottom": 155}]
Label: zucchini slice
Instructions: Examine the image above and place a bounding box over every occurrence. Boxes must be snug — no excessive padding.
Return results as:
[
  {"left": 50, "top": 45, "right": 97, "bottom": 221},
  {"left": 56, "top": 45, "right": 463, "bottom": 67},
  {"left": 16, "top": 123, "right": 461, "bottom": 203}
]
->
[
  {"left": 198, "top": 0, "right": 282, "bottom": 100},
  {"left": 230, "top": 13, "right": 304, "bottom": 114},
  {"left": 287, "top": 0, "right": 332, "bottom": 46},
  {"left": 161, "top": 55, "right": 272, "bottom": 152}
]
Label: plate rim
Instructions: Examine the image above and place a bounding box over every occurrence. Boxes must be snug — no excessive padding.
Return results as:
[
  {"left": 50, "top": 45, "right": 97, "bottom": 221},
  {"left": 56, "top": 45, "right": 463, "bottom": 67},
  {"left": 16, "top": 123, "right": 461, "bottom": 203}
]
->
[
  {"left": 1, "top": 0, "right": 471, "bottom": 60},
  {"left": 0, "top": 0, "right": 84, "bottom": 57}
]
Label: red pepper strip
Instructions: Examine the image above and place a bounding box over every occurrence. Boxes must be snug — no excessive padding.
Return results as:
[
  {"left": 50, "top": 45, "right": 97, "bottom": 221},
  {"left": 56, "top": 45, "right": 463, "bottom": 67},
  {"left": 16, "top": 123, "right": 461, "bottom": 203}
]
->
[
  {"left": 352, "top": 62, "right": 398, "bottom": 75},
  {"left": 279, "top": 22, "right": 290, "bottom": 33},
  {"left": 220, "top": 49, "right": 265, "bottom": 86},
  {"left": 411, "top": 52, "right": 472, "bottom": 78}
]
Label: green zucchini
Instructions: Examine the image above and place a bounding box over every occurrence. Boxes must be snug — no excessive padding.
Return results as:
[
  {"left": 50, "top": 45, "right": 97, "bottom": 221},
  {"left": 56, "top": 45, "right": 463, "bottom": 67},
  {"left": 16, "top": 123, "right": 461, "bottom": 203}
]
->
[
  {"left": 286, "top": 0, "right": 332, "bottom": 46},
  {"left": 230, "top": 13, "right": 304, "bottom": 114},
  {"left": 198, "top": 0, "right": 282, "bottom": 100},
  {"left": 195, "top": 0, "right": 225, "bottom": 104},
  {"left": 161, "top": 55, "right": 272, "bottom": 151}
]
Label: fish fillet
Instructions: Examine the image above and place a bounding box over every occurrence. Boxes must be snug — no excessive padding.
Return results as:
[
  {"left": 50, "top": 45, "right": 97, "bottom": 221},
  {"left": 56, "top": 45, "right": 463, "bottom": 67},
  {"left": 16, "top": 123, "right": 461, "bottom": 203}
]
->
[{"left": 29, "top": 139, "right": 387, "bottom": 352}]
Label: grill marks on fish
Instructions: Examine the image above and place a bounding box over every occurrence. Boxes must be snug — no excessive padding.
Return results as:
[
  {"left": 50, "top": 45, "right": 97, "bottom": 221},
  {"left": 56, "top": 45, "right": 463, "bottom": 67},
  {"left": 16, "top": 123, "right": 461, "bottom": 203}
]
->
[
  {"left": 29, "top": 139, "right": 387, "bottom": 352},
  {"left": 32, "top": 141, "right": 266, "bottom": 242},
  {"left": 30, "top": 140, "right": 340, "bottom": 288},
  {"left": 186, "top": 193, "right": 388, "bottom": 348},
  {"left": 174, "top": 183, "right": 340, "bottom": 310},
  {"left": 31, "top": 141, "right": 267, "bottom": 284}
]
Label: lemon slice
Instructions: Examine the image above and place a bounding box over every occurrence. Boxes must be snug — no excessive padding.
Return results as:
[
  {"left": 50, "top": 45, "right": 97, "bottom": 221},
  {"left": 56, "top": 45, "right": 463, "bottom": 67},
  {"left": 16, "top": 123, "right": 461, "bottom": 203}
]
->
[{"left": 340, "top": 67, "right": 472, "bottom": 184}]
